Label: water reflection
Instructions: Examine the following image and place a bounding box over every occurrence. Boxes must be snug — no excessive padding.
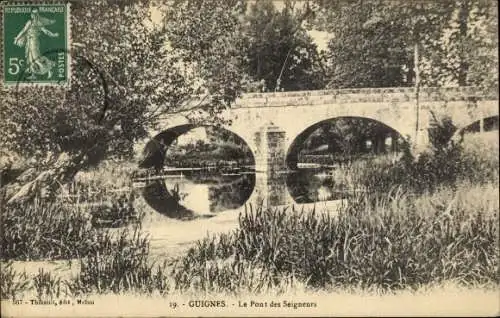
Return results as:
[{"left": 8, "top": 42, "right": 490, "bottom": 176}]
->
[
  {"left": 141, "top": 172, "right": 255, "bottom": 216},
  {"left": 140, "top": 167, "right": 352, "bottom": 216},
  {"left": 286, "top": 169, "right": 351, "bottom": 203},
  {"left": 252, "top": 172, "right": 292, "bottom": 207},
  {"left": 142, "top": 180, "right": 196, "bottom": 219}
]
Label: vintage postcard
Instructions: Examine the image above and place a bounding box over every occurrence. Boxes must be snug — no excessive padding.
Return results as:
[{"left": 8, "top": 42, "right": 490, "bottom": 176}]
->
[{"left": 1, "top": 0, "right": 498, "bottom": 317}]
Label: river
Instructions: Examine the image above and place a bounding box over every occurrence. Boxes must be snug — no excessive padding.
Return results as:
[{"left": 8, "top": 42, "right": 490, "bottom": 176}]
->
[{"left": 138, "top": 168, "right": 356, "bottom": 217}]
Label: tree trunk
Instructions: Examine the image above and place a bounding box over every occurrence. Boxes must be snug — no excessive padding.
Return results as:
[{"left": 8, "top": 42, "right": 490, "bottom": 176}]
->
[
  {"left": 458, "top": 0, "right": 470, "bottom": 86},
  {"left": 5, "top": 153, "right": 87, "bottom": 205}
]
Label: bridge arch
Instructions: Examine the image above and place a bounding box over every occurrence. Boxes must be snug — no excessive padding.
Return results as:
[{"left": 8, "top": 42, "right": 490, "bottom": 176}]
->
[
  {"left": 458, "top": 115, "right": 499, "bottom": 134},
  {"left": 138, "top": 124, "right": 255, "bottom": 171},
  {"left": 285, "top": 116, "right": 408, "bottom": 170},
  {"left": 137, "top": 124, "right": 256, "bottom": 218},
  {"left": 451, "top": 114, "right": 499, "bottom": 142}
]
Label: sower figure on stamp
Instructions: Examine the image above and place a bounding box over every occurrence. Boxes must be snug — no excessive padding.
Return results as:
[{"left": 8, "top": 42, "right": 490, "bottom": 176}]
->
[{"left": 14, "top": 8, "right": 59, "bottom": 80}]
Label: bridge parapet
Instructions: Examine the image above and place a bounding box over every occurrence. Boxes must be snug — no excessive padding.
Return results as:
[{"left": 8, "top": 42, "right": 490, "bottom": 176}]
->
[{"left": 232, "top": 86, "right": 498, "bottom": 108}]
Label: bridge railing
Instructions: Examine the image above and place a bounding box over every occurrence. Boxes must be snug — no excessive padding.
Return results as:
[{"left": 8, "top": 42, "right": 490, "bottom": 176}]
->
[
  {"left": 157, "top": 86, "right": 498, "bottom": 115},
  {"left": 232, "top": 86, "right": 499, "bottom": 108}
]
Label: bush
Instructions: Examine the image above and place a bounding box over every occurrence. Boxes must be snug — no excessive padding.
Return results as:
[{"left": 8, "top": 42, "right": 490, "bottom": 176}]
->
[
  {"left": 460, "top": 132, "right": 499, "bottom": 182},
  {"left": 344, "top": 134, "right": 499, "bottom": 196}
]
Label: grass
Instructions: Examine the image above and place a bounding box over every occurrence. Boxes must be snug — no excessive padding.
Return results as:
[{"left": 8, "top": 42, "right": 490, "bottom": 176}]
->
[
  {"left": 171, "top": 233, "right": 301, "bottom": 295},
  {"left": 69, "top": 228, "right": 171, "bottom": 296},
  {"left": 1, "top": 200, "right": 95, "bottom": 260},
  {"left": 171, "top": 182, "right": 499, "bottom": 293},
  {"left": 1, "top": 159, "right": 171, "bottom": 298},
  {"left": 33, "top": 268, "right": 64, "bottom": 299},
  {"left": 1, "top": 159, "right": 143, "bottom": 260},
  {"left": 1, "top": 262, "right": 68, "bottom": 300},
  {"left": 321, "top": 132, "right": 499, "bottom": 196},
  {"left": 64, "top": 161, "right": 143, "bottom": 228},
  {"left": 1, "top": 227, "right": 173, "bottom": 299},
  {"left": 0, "top": 262, "right": 31, "bottom": 300},
  {"left": 1, "top": 193, "right": 142, "bottom": 262}
]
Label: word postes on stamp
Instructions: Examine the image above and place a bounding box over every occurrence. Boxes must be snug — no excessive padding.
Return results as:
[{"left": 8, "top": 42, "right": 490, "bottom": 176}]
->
[{"left": 2, "top": 3, "right": 70, "bottom": 87}]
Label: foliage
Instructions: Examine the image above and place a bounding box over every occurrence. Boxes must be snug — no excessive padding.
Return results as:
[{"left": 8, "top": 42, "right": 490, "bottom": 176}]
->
[
  {"left": 322, "top": 130, "right": 499, "bottom": 195},
  {"left": 164, "top": 126, "right": 255, "bottom": 167},
  {"left": 313, "top": 0, "right": 498, "bottom": 89},
  {"left": 301, "top": 118, "right": 399, "bottom": 156},
  {"left": 3, "top": 1, "right": 152, "bottom": 164},
  {"left": 421, "top": 0, "right": 498, "bottom": 89},
  {"left": 172, "top": 185, "right": 499, "bottom": 292},
  {"left": 459, "top": 131, "right": 499, "bottom": 182},
  {"left": 243, "top": 0, "right": 325, "bottom": 91},
  {"left": 163, "top": 0, "right": 247, "bottom": 116},
  {"left": 0, "top": 0, "right": 246, "bottom": 203},
  {"left": 166, "top": 139, "right": 253, "bottom": 167},
  {"left": 2, "top": 134, "right": 498, "bottom": 297},
  {"left": 428, "top": 114, "right": 458, "bottom": 151},
  {"left": 315, "top": 0, "right": 415, "bottom": 88}
]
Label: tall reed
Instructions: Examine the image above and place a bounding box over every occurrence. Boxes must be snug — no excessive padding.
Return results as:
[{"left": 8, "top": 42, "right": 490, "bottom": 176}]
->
[{"left": 172, "top": 181, "right": 499, "bottom": 292}]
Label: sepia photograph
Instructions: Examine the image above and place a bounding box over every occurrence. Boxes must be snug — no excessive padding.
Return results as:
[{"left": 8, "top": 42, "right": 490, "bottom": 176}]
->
[{"left": 0, "top": 0, "right": 498, "bottom": 317}]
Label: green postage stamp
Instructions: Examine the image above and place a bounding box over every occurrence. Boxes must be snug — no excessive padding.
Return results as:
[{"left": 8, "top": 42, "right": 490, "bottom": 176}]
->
[{"left": 2, "top": 2, "right": 70, "bottom": 86}]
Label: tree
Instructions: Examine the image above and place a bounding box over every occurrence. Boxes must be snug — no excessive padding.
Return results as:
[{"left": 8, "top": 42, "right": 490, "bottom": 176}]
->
[
  {"left": 0, "top": 0, "right": 246, "bottom": 203},
  {"left": 312, "top": 0, "right": 451, "bottom": 88},
  {"left": 321, "top": 1, "right": 409, "bottom": 88},
  {"left": 243, "top": 0, "right": 325, "bottom": 91},
  {"left": 163, "top": 0, "right": 247, "bottom": 116},
  {"left": 421, "top": 0, "right": 498, "bottom": 90},
  {"left": 312, "top": 0, "right": 498, "bottom": 90}
]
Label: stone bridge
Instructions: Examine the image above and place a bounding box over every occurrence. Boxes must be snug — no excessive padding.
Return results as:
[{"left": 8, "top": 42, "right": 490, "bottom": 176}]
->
[{"left": 138, "top": 86, "right": 499, "bottom": 172}]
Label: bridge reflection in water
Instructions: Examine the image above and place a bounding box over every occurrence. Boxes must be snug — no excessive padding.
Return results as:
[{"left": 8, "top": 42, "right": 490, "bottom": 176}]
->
[
  {"left": 140, "top": 172, "right": 256, "bottom": 219},
  {"left": 139, "top": 168, "right": 356, "bottom": 218}
]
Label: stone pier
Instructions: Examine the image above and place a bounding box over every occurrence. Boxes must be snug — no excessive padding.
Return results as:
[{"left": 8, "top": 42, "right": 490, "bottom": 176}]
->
[{"left": 254, "top": 122, "right": 287, "bottom": 173}]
